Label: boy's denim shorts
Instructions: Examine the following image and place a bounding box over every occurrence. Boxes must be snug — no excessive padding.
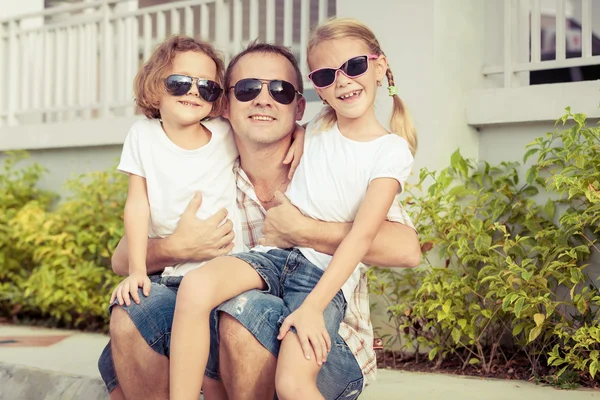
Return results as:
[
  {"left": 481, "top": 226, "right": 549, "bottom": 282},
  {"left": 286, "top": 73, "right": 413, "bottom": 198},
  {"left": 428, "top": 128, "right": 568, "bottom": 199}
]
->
[{"left": 98, "top": 249, "right": 364, "bottom": 400}]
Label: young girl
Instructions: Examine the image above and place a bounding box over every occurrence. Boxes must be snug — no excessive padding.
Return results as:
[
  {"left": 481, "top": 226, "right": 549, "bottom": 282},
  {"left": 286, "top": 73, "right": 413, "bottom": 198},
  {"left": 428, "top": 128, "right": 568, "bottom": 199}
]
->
[
  {"left": 110, "top": 35, "right": 303, "bottom": 306},
  {"left": 169, "top": 19, "right": 417, "bottom": 400}
]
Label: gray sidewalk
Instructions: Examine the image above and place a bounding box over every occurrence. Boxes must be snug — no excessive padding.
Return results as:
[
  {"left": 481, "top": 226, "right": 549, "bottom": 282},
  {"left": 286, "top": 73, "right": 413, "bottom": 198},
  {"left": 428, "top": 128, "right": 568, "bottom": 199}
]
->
[{"left": 1, "top": 324, "right": 599, "bottom": 400}]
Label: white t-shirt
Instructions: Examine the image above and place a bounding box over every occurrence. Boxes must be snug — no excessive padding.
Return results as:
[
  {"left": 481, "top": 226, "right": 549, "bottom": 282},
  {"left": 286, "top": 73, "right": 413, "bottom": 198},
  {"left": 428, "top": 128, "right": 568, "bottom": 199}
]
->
[
  {"left": 255, "top": 116, "right": 414, "bottom": 301},
  {"left": 117, "top": 117, "right": 246, "bottom": 277}
]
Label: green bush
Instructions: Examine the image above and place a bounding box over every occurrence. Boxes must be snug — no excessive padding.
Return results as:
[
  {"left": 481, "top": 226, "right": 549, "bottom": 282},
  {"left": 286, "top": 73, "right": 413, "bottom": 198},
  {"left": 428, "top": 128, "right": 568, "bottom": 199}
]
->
[
  {"left": 0, "top": 153, "right": 126, "bottom": 330},
  {"left": 371, "top": 108, "right": 599, "bottom": 385}
]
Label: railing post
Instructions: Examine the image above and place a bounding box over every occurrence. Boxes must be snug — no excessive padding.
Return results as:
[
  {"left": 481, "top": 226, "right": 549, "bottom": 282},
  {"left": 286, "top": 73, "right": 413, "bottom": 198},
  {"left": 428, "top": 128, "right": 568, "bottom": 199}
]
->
[
  {"left": 503, "top": 0, "right": 513, "bottom": 88},
  {"left": 215, "top": 0, "right": 231, "bottom": 62},
  {"left": 101, "top": 0, "right": 112, "bottom": 118},
  {"left": 7, "top": 19, "right": 18, "bottom": 126}
]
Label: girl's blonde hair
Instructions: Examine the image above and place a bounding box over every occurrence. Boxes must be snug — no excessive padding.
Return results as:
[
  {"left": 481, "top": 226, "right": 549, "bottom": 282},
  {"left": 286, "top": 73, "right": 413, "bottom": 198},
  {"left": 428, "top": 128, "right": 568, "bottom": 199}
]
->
[
  {"left": 307, "top": 18, "right": 417, "bottom": 155},
  {"left": 134, "top": 35, "right": 226, "bottom": 119}
]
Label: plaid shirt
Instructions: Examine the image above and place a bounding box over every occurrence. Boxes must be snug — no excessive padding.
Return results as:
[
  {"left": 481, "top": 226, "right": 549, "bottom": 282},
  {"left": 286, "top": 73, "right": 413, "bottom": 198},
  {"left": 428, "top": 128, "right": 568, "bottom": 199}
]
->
[{"left": 234, "top": 160, "right": 415, "bottom": 383}]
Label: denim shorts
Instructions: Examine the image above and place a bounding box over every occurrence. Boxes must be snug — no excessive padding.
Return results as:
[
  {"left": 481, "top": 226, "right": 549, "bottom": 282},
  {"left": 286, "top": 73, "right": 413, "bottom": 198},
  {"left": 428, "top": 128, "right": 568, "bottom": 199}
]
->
[
  {"left": 218, "top": 248, "right": 364, "bottom": 400},
  {"left": 97, "top": 275, "right": 222, "bottom": 393}
]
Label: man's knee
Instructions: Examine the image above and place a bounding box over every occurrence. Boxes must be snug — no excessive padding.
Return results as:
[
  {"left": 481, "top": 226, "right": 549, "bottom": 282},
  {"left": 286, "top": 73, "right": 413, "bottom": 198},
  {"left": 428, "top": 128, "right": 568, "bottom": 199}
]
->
[
  {"left": 219, "top": 313, "right": 253, "bottom": 346},
  {"left": 109, "top": 306, "right": 139, "bottom": 343}
]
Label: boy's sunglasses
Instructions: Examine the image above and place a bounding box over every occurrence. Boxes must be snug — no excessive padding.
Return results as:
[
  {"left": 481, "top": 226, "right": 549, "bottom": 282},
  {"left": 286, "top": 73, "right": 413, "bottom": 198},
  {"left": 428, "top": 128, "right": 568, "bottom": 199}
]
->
[
  {"left": 230, "top": 78, "right": 302, "bottom": 105},
  {"left": 308, "top": 54, "right": 380, "bottom": 89},
  {"left": 165, "top": 74, "right": 223, "bottom": 103}
]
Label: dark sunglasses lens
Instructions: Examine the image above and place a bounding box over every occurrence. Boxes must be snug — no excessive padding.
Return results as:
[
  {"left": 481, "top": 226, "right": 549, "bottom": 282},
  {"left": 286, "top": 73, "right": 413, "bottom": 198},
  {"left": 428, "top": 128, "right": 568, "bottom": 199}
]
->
[
  {"left": 234, "top": 79, "right": 262, "bottom": 102},
  {"left": 344, "top": 56, "right": 369, "bottom": 77},
  {"left": 310, "top": 69, "right": 336, "bottom": 88},
  {"left": 269, "top": 80, "right": 296, "bottom": 105},
  {"left": 165, "top": 75, "right": 192, "bottom": 96},
  {"left": 197, "top": 80, "right": 222, "bottom": 103}
]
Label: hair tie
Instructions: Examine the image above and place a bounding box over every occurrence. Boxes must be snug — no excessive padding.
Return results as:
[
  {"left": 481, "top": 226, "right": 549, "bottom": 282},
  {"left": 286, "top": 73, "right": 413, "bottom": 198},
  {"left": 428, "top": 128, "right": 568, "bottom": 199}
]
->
[{"left": 388, "top": 86, "right": 398, "bottom": 96}]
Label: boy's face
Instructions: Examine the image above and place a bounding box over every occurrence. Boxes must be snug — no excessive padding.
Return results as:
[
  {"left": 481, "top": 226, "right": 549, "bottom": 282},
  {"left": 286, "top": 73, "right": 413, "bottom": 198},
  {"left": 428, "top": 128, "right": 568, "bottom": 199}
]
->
[
  {"left": 223, "top": 52, "right": 305, "bottom": 148},
  {"left": 158, "top": 51, "right": 218, "bottom": 127}
]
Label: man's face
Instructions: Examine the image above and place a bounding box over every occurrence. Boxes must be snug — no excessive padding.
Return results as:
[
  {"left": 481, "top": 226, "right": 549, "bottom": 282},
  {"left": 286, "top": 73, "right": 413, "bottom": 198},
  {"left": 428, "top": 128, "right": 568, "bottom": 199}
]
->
[{"left": 224, "top": 52, "right": 306, "bottom": 146}]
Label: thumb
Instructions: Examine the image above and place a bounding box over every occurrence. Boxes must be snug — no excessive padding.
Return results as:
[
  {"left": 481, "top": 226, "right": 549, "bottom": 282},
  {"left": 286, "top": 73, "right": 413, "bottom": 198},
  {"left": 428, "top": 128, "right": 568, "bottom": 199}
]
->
[
  {"left": 274, "top": 190, "right": 289, "bottom": 206},
  {"left": 183, "top": 192, "right": 202, "bottom": 216}
]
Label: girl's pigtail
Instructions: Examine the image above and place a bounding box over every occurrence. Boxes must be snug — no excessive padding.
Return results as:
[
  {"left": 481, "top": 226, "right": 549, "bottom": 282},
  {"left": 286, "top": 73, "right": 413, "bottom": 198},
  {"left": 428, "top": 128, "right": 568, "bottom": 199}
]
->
[{"left": 386, "top": 66, "right": 417, "bottom": 156}]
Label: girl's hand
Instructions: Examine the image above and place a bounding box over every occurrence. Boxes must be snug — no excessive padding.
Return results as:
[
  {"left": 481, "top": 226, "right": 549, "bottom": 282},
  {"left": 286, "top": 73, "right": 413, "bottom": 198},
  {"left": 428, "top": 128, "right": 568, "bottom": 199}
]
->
[
  {"left": 283, "top": 123, "right": 305, "bottom": 179},
  {"left": 278, "top": 303, "right": 331, "bottom": 366},
  {"left": 109, "top": 271, "right": 152, "bottom": 306}
]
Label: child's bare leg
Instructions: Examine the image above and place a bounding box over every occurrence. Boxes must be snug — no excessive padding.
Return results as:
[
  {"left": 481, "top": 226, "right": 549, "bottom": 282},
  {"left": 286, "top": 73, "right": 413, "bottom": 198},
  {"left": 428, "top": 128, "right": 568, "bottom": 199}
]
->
[
  {"left": 170, "top": 256, "right": 264, "bottom": 400},
  {"left": 275, "top": 334, "right": 325, "bottom": 400}
]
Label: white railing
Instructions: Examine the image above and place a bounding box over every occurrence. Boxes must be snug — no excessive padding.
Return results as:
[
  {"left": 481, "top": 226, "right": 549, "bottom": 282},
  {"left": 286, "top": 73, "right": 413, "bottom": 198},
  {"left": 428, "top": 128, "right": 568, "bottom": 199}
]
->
[
  {"left": 0, "top": 0, "right": 333, "bottom": 127},
  {"left": 483, "top": 0, "right": 598, "bottom": 87}
]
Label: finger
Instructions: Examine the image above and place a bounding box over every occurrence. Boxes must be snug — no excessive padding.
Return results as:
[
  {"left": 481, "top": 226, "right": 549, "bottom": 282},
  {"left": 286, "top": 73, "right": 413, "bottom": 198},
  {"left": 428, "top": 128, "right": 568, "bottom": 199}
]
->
[
  {"left": 310, "top": 334, "right": 324, "bottom": 365},
  {"left": 216, "top": 230, "right": 234, "bottom": 249},
  {"left": 130, "top": 281, "right": 141, "bottom": 305},
  {"left": 110, "top": 286, "right": 118, "bottom": 304},
  {"left": 142, "top": 277, "right": 151, "bottom": 297},
  {"left": 299, "top": 333, "right": 312, "bottom": 361},
  {"left": 116, "top": 286, "right": 124, "bottom": 306},
  {"left": 278, "top": 318, "right": 293, "bottom": 340},
  {"left": 217, "top": 242, "right": 235, "bottom": 256},
  {"left": 318, "top": 334, "right": 328, "bottom": 363},
  {"left": 119, "top": 285, "right": 128, "bottom": 307},
  {"left": 324, "top": 331, "right": 332, "bottom": 354},
  {"left": 207, "top": 208, "right": 228, "bottom": 226},
  {"left": 182, "top": 192, "right": 203, "bottom": 216},
  {"left": 288, "top": 162, "right": 298, "bottom": 180},
  {"left": 283, "top": 146, "right": 294, "bottom": 165},
  {"left": 216, "top": 219, "right": 233, "bottom": 237}
]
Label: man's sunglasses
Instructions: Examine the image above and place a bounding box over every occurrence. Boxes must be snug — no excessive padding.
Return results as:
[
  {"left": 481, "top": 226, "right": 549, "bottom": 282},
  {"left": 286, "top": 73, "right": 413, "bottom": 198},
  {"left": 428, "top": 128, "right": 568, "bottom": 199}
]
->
[
  {"left": 230, "top": 78, "right": 302, "bottom": 105},
  {"left": 164, "top": 74, "right": 223, "bottom": 103},
  {"left": 308, "top": 55, "right": 380, "bottom": 89}
]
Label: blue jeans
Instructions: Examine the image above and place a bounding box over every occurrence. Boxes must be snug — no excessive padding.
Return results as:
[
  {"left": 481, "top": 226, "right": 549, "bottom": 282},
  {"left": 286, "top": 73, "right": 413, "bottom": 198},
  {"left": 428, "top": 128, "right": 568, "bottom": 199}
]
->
[
  {"left": 98, "top": 251, "right": 364, "bottom": 399},
  {"left": 226, "top": 248, "right": 364, "bottom": 399}
]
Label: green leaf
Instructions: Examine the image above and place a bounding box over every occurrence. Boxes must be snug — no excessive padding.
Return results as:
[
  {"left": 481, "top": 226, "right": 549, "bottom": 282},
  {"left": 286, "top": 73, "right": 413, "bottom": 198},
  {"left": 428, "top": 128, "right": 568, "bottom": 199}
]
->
[
  {"left": 526, "top": 167, "right": 538, "bottom": 185},
  {"left": 512, "top": 323, "right": 524, "bottom": 336},
  {"left": 514, "top": 297, "right": 525, "bottom": 318},
  {"left": 528, "top": 325, "right": 542, "bottom": 343},
  {"left": 533, "top": 313, "right": 545, "bottom": 327},
  {"left": 428, "top": 347, "right": 438, "bottom": 361},
  {"left": 469, "top": 358, "right": 480, "bottom": 365},
  {"left": 451, "top": 328, "right": 461, "bottom": 343},
  {"left": 545, "top": 199, "right": 556, "bottom": 219},
  {"left": 591, "top": 360, "right": 599, "bottom": 380},
  {"left": 443, "top": 299, "right": 451, "bottom": 314},
  {"left": 458, "top": 319, "right": 467, "bottom": 329},
  {"left": 523, "top": 147, "right": 539, "bottom": 163}
]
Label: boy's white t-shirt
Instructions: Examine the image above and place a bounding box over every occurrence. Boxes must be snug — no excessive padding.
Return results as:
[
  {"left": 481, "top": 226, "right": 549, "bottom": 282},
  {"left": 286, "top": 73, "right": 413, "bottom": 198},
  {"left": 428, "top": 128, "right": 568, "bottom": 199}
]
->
[
  {"left": 254, "top": 117, "right": 414, "bottom": 301},
  {"left": 117, "top": 117, "right": 246, "bottom": 277}
]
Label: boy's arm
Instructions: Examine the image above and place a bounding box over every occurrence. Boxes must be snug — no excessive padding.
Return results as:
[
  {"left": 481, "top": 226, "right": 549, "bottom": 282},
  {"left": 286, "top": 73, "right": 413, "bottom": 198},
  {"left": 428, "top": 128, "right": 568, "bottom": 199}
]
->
[
  {"left": 260, "top": 192, "right": 421, "bottom": 269},
  {"left": 112, "top": 193, "right": 234, "bottom": 276},
  {"left": 124, "top": 174, "right": 150, "bottom": 275}
]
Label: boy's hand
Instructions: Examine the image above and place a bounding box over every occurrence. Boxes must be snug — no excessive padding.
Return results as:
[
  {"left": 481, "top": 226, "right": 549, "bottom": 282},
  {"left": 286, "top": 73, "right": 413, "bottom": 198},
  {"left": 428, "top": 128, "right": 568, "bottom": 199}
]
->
[
  {"left": 110, "top": 271, "right": 152, "bottom": 306},
  {"left": 278, "top": 303, "right": 331, "bottom": 366},
  {"left": 283, "top": 123, "right": 305, "bottom": 179}
]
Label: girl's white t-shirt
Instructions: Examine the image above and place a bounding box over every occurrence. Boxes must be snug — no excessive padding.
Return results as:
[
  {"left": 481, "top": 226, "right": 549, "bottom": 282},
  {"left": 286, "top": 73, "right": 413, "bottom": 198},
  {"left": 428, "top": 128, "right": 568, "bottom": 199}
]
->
[
  {"left": 117, "top": 117, "right": 246, "bottom": 277},
  {"left": 254, "top": 116, "right": 414, "bottom": 301}
]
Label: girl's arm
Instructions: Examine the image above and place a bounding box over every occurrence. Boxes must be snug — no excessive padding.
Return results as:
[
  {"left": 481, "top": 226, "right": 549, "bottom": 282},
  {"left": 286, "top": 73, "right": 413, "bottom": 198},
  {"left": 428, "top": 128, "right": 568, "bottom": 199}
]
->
[
  {"left": 111, "top": 174, "right": 152, "bottom": 306},
  {"left": 278, "top": 177, "right": 400, "bottom": 363}
]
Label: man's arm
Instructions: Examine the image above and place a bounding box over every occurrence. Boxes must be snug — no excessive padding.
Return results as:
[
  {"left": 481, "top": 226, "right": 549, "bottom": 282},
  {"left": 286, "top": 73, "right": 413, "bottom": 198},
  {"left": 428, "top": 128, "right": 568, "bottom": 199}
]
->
[
  {"left": 259, "top": 192, "right": 421, "bottom": 269},
  {"left": 112, "top": 192, "right": 235, "bottom": 276}
]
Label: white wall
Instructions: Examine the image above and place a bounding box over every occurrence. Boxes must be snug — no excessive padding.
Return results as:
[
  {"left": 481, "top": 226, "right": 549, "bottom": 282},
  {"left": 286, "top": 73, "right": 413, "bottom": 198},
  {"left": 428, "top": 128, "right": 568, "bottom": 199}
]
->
[{"left": 0, "top": 0, "right": 44, "bottom": 28}]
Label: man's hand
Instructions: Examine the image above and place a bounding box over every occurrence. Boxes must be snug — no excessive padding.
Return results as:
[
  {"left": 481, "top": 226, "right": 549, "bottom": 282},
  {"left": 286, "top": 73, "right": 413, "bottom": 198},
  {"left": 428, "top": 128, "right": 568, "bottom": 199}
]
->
[
  {"left": 258, "top": 191, "right": 311, "bottom": 248},
  {"left": 167, "top": 192, "right": 235, "bottom": 262}
]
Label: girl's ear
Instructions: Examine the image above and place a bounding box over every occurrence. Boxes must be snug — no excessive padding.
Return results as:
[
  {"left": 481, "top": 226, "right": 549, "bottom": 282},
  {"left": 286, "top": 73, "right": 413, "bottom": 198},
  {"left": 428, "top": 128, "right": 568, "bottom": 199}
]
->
[{"left": 375, "top": 55, "right": 388, "bottom": 82}]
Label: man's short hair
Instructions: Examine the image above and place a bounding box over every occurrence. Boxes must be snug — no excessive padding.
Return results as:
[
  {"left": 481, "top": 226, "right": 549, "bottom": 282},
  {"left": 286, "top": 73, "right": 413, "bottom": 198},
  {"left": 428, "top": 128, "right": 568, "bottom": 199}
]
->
[{"left": 224, "top": 41, "right": 304, "bottom": 94}]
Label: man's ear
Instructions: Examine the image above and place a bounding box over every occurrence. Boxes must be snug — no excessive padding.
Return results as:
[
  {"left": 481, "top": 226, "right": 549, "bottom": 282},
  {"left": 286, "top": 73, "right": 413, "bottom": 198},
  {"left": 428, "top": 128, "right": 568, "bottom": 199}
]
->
[
  {"left": 295, "top": 95, "right": 307, "bottom": 121},
  {"left": 222, "top": 96, "right": 231, "bottom": 120}
]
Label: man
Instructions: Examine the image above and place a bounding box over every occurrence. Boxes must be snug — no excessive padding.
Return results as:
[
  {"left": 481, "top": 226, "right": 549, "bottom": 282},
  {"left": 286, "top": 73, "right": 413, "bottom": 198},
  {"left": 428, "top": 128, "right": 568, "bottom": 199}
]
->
[{"left": 98, "top": 42, "right": 420, "bottom": 400}]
